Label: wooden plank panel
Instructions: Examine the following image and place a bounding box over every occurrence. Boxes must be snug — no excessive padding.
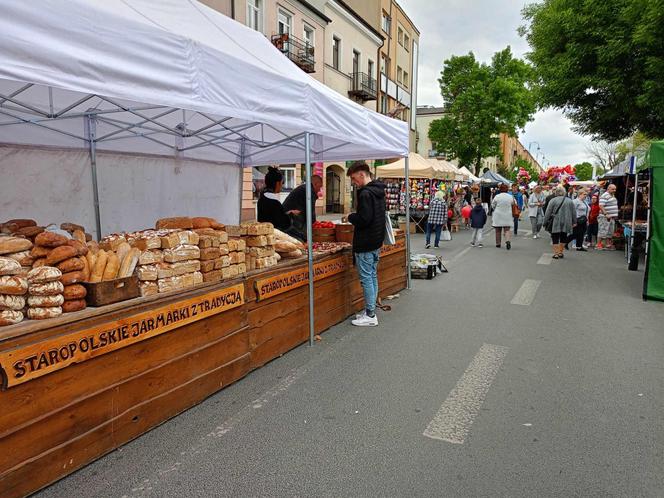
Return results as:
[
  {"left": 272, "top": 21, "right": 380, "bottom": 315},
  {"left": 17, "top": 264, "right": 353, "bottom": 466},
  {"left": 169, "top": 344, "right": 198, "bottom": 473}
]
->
[
  {"left": 0, "top": 354, "right": 251, "bottom": 498},
  {"left": 0, "top": 308, "right": 246, "bottom": 432},
  {"left": 0, "top": 328, "right": 249, "bottom": 474}
]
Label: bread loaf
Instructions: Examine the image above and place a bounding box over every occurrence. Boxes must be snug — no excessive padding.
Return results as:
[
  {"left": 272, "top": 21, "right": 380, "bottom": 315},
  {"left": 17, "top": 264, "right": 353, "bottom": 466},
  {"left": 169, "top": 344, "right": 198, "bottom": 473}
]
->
[
  {"left": 139, "top": 281, "right": 158, "bottom": 297},
  {"left": 156, "top": 217, "right": 193, "bottom": 230},
  {"left": 14, "top": 226, "right": 44, "bottom": 238},
  {"left": 86, "top": 240, "right": 100, "bottom": 254},
  {"left": 102, "top": 252, "right": 120, "bottom": 280},
  {"left": 237, "top": 263, "right": 247, "bottom": 275},
  {"left": 60, "top": 222, "right": 85, "bottom": 234},
  {"left": 274, "top": 240, "right": 298, "bottom": 253},
  {"left": 33, "top": 258, "right": 47, "bottom": 268},
  {"left": 27, "top": 294, "right": 64, "bottom": 308},
  {"left": 0, "top": 257, "right": 21, "bottom": 276},
  {"left": 27, "top": 266, "right": 62, "bottom": 284},
  {"left": 0, "top": 310, "right": 23, "bottom": 326},
  {"left": 283, "top": 249, "right": 303, "bottom": 258},
  {"left": 162, "top": 245, "right": 200, "bottom": 263},
  {"left": 45, "top": 245, "right": 78, "bottom": 265},
  {"left": 5, "top": 219, "right": 36, "bottom": 229},
  {"left": 72, "top": 229, "right": 87, "bottom": 244},
  {"left": 35, "top": 231, "right": 69, "bottom": 248},
  {"left": 156, "top": 260, "right": 200, "bottom": 279},
  {"left": 27, "top": 307, "right": 62, "bottom": 320},
  {"left": 6, "top": 250, "right": 34, "bottom": 267},
  {"left": 0, "top": 276, "right": 28, "bottom": 295},
  {"left": 214, "top": 255, "right": 230, "bottom": 269},
  {"left": 61, "top": 270, "right": 85, "bottom": 286},
  {"left": 0, "top": 294, "right": 26, "bottom": 311},
  {"left": 0, "top": 236, "right": 33, "bottom": 255},
  {"left": 115, "top": 242, "right": 131, "bottom": 265},
  {"left": 200, "top": 259, "right": 216, "bottom": 273},
  {"left": 138, "top": 250, "right": 163, "bottom": 265},
  {"left": 85, "top": 251, "right": 96, "bottom": 275},
  {"left": 118, "top": 248, "right": 140, "bottom": 278},
  {"left": 30, "top": 245, "right": 51, "bottom": 258},
  {"left": 200, "top": 247, "right": 221, "bottom": 261},
  {"left": 62, "top": 299, "right": 86, "bottom": 313},
  {"left": 63, "top": 284, "right": 87, "bottom": 300},
  {"left": 90, "top": 250, "right": 108, "bottom": 283},
  {"left": 66, "top": 239, "right": 88, "bottom": 256},
  {"left": 57, "top": 257, "right": 85, "bottom": 273},
  {"left": 202, "top": 269, "right": 223, "bottom": 283},
  {"left": 81, "top": 255, "right": 90, "bottom": 282},
  {"left": 28, "top": 281, "right": 64, "bottom": 296},
  {"left": 137, "top": 265, "right": 158, "bottom": 281}
]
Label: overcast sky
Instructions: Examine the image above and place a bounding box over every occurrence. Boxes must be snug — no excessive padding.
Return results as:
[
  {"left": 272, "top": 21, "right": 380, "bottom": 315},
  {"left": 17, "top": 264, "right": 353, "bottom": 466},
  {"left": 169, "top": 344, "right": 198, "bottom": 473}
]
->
[{"left": 400, "top": 0, "right": 595, "bottom": 167}]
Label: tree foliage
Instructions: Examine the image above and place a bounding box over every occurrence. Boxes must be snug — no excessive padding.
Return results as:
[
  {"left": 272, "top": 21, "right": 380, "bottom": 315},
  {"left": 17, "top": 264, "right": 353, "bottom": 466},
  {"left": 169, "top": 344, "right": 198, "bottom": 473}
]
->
[
  {"left": 428, "top": 48, "right": 537, "bottom": 175},
  {"left": 510, "top": 157, "right": 540, "bottom": 183},
  {"left": 574, "top": 161, "right": 594, "bottom": 181},
  {"left": 520, "top": 0, "right": 664, "bottom": 141}
]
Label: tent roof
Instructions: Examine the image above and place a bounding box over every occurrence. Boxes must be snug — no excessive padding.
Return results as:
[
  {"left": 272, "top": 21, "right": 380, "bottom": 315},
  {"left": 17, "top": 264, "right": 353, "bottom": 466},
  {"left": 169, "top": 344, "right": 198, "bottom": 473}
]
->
[
  {"left": 458, "top": 166, "right": 480, "bottom": 182},
  {"left": 644, "top": 140, "right": 664, "bottom": 170},
  {"left": 480, "top": 170, "right": 511, "bottom": 185},
  {"left": 428, "top": 159, "right": 460, "bottom": 180},
  {"left": 0, "top": 0, "right": 408, "bottom": 166},
  {"left": 376, "top": 152, "right": 440, "bottom": 179}
]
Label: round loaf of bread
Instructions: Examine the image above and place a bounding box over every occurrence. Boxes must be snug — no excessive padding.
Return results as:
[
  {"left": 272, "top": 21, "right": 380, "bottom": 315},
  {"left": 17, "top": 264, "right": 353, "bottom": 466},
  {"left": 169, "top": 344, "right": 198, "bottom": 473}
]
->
[
  {"left": 57, "top": 257, "right": 85, "bottom": 273},
  {"left": 6, "top": 250, "right": 34, "bottom": 267},
  {"left": 28, "top": 294, "right": 64, "bottom": 308},
  {"left": 62, "top": 299, "right": 86, "bottom": 313},
  {"left": 28, "top": 280, "right": 64, "bottom": 296},
  {"left": 0, "top": 236, "right": 33, "bottom": 255},
  {"left": 35, "top": 232, "right": 69, "bottom": 248},
  {"left": 63, "top": 284, "right": 87, "bottom": 300},
  {"left": 66, "top": 239, "right": 88, "bottom": 256},
  {"left": 0, "top": 257, "right": 22, "bottom": 276},
  {"left": 0, "top": 294, "right": 26, "bottom": 311},
  {"left": 27, "top": 306, "right": 62, "bottom": 320},
  {"left": 60, "top": 270, "right": 85, "bottom": 286},
  {"left": 45, "top": 245, "right": 78, "bottom": 266},
  {"left": 30, "top": 245, "right": 51, "bottom": 258},
  {"left": 0, "top": 276, "right": 28, "bottom": 295},
  {"left": 0, "top": 309, "right": 24, "bottom": 326},
  {"left": 27, "top": 266, "right": 62, "bottom": 284}
]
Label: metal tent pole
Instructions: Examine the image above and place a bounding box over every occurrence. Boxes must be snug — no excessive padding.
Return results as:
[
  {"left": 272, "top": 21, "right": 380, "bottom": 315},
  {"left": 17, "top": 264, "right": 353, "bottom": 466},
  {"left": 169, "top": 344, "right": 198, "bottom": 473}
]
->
[
  {"left": 85, "top": 115, "right": 102, "bottom": 240},
  {"left": 629, "top": 159, "right": 640, "bottom": 270},
  {"left": 405, "top": 154, "right": 411, "bottom": 289},
  {"left": 304, "top": 132, "right": 315, "bottom": 346}
]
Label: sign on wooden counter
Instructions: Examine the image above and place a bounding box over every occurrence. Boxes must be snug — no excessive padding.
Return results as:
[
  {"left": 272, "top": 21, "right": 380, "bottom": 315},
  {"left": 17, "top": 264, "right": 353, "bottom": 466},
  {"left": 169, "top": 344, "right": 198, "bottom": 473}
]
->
[
  {"left": 0, "top": 284, "right": 245, "bottom": 389},
  {"left": 254, "top": 256, "right": 347, "bottom": 302}
]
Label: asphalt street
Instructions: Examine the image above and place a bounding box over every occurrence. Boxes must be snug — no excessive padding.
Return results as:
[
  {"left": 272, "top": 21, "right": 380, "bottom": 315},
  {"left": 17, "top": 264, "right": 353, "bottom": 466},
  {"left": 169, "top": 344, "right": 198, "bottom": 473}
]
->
[{"left": 39, "top": 223, "right": 664, "bottom": 498}]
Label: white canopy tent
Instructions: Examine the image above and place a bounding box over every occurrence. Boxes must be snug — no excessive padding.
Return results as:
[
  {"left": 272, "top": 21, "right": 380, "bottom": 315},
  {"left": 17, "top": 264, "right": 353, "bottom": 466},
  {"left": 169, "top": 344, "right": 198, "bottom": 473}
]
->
[
  {"left": 0, "top": 0, "right": 410, "bottom": 345},
  {"left": 376, "top": 152, "right": 442, "bottom": 179},
  {"left": 458, "top": 166, "right": 480, "bottom": 182}
]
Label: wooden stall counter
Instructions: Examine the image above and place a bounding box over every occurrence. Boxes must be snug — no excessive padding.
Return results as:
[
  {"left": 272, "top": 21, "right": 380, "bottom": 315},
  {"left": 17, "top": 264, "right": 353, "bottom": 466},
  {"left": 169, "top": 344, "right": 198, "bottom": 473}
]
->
[{"left": 0, "top": 236, "right": 406, "bottom": 497}]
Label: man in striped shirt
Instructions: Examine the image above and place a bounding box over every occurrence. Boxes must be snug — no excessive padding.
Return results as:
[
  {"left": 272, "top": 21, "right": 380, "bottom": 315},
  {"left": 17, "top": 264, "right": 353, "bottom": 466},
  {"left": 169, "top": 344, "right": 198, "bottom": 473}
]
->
[{"left": 597, "top": 184, "right": 618, "bottom": 250}]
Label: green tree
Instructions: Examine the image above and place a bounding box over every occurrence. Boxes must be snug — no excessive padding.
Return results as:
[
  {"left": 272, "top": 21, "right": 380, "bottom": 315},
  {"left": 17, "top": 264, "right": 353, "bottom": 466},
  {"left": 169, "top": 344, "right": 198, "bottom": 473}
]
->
[
  {"left": 510, "top": 157, "right": 539, "bottom": 183},
  {"left": 574, "top": 161, "right": 594, "bottom": 181},
  {"left": 428, "top": 48, "right": 537, "bottom": 176},
  {"left": 520, "top": 0, "right": 664, "bottom": 141}
]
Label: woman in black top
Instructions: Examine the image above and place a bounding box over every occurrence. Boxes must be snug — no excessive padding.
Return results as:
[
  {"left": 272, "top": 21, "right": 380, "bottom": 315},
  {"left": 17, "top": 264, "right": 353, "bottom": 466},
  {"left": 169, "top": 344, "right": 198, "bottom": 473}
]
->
[{"left": 256, "top": 167, "right": 301, "bottom": 236}]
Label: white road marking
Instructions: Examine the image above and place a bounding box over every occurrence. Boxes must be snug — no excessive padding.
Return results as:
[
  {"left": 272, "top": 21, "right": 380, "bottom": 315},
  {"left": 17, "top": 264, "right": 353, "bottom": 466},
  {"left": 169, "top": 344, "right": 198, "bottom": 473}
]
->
[
  {"left": 511, "top": 279, "right": 541, "bottom": 306},
  {"left": 537, "top": 253, "right": 553, "bottom": 265},
  {"left": 452, "top": 247, "right": 472, "bottom": 261},
  {"left": 423, "top": 343, "right": 509, "bottom": 444}
]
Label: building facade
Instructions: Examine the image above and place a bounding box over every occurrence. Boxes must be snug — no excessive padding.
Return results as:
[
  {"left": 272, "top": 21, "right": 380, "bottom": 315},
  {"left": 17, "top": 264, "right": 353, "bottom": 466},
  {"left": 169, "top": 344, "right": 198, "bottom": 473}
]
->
[{"left": 200, "top": 0, "right": 419, "bottom": 219}]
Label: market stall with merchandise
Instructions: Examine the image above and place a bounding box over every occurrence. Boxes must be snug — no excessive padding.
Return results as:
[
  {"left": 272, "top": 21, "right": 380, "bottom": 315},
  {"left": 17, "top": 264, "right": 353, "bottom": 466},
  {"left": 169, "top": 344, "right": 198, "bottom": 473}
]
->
[
  {"left": 640, "top": 141, "right": 664, "bottom": 300},
  {"left": 0, "top": 2, "right": 409, "bottom": 496}
]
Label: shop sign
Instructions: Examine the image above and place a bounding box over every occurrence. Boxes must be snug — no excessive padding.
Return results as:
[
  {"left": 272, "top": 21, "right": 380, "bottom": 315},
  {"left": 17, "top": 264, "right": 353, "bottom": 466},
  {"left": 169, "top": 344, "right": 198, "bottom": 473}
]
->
[
  {"left": 381, "top": 237, "right": 406, "bottom": 257},
  {"left": 254, "top": 256, "right": 346, "bottom": 302},
  {"left": 0, "top": 284, "right": 244, "bottom": 389}
]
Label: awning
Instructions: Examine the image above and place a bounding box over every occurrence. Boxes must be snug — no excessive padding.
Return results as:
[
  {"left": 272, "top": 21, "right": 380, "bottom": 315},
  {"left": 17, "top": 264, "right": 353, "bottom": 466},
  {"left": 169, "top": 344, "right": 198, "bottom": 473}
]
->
[
  {"left": 458, "top": 166, "right": 480, "bottom": 182},
  {"left": 0, "top": 0, "right": 408, "bottom": 166},
  {"left": 376, "top": 152, "right": 440, "bottom": 179},
  {"left": 480, "top": 170, "right": 512, "bottom": 185}
]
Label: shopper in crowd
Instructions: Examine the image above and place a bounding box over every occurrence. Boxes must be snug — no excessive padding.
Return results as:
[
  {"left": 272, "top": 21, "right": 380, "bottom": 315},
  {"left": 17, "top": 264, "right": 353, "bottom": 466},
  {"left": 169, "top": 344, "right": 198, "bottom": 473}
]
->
[
  {"left": 491, "top": 183, "right": 516, "bottom": 250},
  {"left": 470, "top": 197, "right": 487, "bottom": 247},
  {"left": 572, "top": 188, "right": 590, "bottom": 251},
  {"left": 511, "top": 183, "right": 524, "bottom": 235},
  {"left": 346, "top": 162, "right": 386, "bottom": 327},
  {"left": 283, "top": 174, "right": 323, "bottom": 240},
  {"left": 257, "top": 167, "right": 301, "bottom": 238},
  {"left": 425, "top": 190, "right": 447, "bottom": 249},
  {"left": 597, "top": 183, "right": 619, "bottom": 250},
  {"left": 528, "top": 185, "right": 546, "bottom": 239},
  {"left": 587, "top": 194, "right": 600, "bottom": 248},
  {"left": 543, "top": 185, "right": 577, "bottom": 259}
]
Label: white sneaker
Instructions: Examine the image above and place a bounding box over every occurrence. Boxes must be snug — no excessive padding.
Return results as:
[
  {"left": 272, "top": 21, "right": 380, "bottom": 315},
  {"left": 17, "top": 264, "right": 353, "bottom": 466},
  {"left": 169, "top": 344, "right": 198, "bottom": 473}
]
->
[
  {"left": 533, "top": 235, "right": 538, "bottom": 239},
  {"left": 352, "top": 314, "right": 378, "bottom": 327},
  {"left": 355, "top": 310, "right": 366, "bottom": 320}
]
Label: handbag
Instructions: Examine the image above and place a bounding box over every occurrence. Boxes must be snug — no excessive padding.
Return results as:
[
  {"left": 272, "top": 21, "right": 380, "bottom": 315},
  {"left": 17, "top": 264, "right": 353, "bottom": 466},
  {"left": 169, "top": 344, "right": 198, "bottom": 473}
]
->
[
  {"left": 384, "top": 212, "right": 396, "bottom": 245},
  {"left": 577, "top": 215, "right": 588, "bottom": 225},
  {"left": 512, "top": 202, "right": 521, "bottom": 218},
  {"left": 545, "top": 198, "right": 564, "bottom": 233},
  {"left": 441, "top": 229, "right": 452, "bottom": 241}
]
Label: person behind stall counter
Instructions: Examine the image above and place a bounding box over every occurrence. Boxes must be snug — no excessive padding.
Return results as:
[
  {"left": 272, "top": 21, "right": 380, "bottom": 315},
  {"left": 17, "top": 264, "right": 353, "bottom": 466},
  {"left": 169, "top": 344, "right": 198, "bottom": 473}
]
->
[
  {"left": 257, "top": 167, "right": 303, "bottom": 240},
  {"left": 283, "top": 174, "right": 323, "bottom": 240}
]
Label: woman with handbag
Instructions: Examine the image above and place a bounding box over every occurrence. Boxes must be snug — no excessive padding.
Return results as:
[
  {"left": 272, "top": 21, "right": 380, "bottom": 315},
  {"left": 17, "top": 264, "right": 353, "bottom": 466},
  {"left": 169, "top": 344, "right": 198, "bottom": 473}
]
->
[
  {"left": 511, "top": 184, "right": 524, "bottom": 235},
  {"left": 528, "top": 185, "right": 546, "bottom": 238},
  {"left": 543, "top": 185, "right": 577, "bottom": 259},
  {"left": 425, "top": 190, "right": 448, "bottom": 249},
  {"left": 491, "top": 183, "right": 516, "bottom": 250},
  {"left": 572, "top": 189, "right": 590, "bottom": 251}
]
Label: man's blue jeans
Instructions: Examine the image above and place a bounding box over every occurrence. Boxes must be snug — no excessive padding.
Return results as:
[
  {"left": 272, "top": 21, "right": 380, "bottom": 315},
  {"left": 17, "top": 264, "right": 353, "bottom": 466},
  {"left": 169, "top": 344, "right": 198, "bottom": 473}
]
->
[{"left": 355, "top": 249, "right": 380, "bottom": 316}]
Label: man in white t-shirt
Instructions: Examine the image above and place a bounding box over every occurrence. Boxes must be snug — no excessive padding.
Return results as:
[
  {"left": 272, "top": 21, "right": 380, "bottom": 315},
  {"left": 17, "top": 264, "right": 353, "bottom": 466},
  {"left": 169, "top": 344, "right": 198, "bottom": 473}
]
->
[{"left": 597, "top": 184, "right": 618, "bottom": 250}]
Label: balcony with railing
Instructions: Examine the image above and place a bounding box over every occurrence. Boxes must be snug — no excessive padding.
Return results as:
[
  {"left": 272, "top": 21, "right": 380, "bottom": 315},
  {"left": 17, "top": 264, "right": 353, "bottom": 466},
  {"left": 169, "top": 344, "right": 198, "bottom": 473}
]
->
[
  {"left": 271, "top": 33, "right": 315, "bottom": 73},
  {"left": 348, "top": 72, "right": 377, "bottom": 102}
]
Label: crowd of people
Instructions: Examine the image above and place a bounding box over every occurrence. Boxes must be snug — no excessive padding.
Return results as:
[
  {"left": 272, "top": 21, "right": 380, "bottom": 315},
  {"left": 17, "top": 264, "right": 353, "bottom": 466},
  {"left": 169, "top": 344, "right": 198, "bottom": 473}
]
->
[{"left": 423, "top": 181, "right": 621, "bottom": 259}]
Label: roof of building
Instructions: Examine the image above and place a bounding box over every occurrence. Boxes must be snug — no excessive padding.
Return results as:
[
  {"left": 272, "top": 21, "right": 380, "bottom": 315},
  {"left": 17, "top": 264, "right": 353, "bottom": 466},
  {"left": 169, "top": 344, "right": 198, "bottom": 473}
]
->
[{"left": 416, "top": 106, "right": 446, "bottom": 116}]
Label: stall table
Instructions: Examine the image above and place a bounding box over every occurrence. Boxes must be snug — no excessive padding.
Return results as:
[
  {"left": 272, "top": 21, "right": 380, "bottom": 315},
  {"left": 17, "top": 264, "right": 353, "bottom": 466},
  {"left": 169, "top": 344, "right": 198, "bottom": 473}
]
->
[{"left": 0, "top": 235, "right": 406, "bottom": 498}]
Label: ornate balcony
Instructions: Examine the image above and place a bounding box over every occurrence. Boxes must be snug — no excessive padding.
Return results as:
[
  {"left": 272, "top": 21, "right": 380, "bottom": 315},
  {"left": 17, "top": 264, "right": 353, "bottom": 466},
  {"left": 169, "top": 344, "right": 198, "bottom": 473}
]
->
[
  {"left": 271, "top": 33, "right": 315, "bottom": 73},
  {"left": 348, "top": 72, "right": 377, "bottom": 102}
]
